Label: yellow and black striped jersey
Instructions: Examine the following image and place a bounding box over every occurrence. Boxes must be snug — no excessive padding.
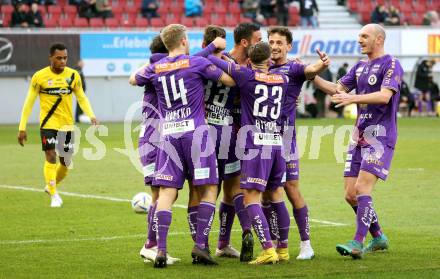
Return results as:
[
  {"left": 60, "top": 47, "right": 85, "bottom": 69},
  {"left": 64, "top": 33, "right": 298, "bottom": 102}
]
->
[{"left": 19, "top": 66, "right": 95, "bottom": 131}]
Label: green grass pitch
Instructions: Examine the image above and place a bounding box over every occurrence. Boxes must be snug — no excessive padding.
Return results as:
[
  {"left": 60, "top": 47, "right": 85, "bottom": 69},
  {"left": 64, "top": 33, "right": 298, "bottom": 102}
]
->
[{"left": 0, "top": 118, "right": 439, "bottom": 278}]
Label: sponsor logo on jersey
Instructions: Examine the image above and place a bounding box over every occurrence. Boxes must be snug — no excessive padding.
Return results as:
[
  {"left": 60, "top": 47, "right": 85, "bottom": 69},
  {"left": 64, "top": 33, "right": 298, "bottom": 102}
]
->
[
  {"left": 194, "top": 167, "right": 210, "bottom": 180},
  {"left": 155, "top": 59, "right": 190, "bottom": 73},
  {"left": 155, "top": 173, "right": 173, "bottom": 181},
  {"left": 224, "top": 161, "right": 240, "bottom": 174},
  {"left": 253, "top": 132, "right": 282, "bottom": 146},
  {"left": 247, "top": 177, "right": 267, "bottom": 186},
  {"left": 162, "top": 119, "right": 195, "bottom": 135},
  {"left": 255, "top": 72, "right": 284, "bottom": 84}
]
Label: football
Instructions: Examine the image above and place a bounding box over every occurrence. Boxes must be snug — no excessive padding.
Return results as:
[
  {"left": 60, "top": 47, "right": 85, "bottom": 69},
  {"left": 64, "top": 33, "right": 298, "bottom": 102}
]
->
[{"left": 131, "top": 192, "right": 152, "bottom": 214}]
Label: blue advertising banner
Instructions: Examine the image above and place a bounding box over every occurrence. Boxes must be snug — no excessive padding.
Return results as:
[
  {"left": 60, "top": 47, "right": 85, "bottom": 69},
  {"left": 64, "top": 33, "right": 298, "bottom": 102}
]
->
[{"left": 81, "top": 31, "right": 234, "bottom": 76}]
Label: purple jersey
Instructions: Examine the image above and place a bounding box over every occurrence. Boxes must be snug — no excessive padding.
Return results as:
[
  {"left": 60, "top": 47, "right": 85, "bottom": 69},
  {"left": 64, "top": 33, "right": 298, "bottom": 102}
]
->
[
  {"left": 269, "top": 61, "right": 307, "bottom": 126},
  {"left": 214, "top": 58, "right": 289, "bottom": 149},
  {"left": 138, "top": 54, "right": 224, "bottom": 137},
  {"left": 339, "top": 55, "right": 403, "bottom": 148}
]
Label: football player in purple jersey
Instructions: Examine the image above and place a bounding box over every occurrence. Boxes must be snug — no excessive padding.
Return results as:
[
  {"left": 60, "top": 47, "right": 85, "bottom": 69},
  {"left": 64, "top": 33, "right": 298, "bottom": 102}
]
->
[
  {"left": 208, "top": 41, "right": 290, "bottom": 265},
  {"left": 265, "top": 26, "right": 330, "bottom": 261},
  {"left": 314, "top": 24, "right": 404, "bottom": 259},
  {"left": 134, "top": 24, "right": 235, "bottom": 267}
]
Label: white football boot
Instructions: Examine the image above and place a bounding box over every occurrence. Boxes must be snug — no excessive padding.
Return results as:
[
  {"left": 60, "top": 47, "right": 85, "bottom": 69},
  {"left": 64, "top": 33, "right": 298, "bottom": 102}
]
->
[
  {"left": 140, "top": 245, "right": 181, "bottom": 265},
  {"left": 215, "top": 244, "right": 240, "bottom": 258},
  {"left": 296, "top": 240, "right": 315, "bottom": 260},
  {"left": 44, "top": 186, "right": 63, "bottom": 207}
]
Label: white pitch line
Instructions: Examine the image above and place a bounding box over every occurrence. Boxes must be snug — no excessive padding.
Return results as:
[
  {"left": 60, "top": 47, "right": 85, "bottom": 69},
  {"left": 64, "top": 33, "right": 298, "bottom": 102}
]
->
[
  {"left": 0, "top": 184, "right": 346, "bottom": 226},
  {"left": 0, "top": 184, "right": 188, "bottom": 209}
]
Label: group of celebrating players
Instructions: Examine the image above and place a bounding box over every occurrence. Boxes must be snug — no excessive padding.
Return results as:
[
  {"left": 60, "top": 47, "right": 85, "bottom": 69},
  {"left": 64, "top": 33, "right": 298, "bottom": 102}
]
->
[
  {"left": 17, "top": 19, "right": 403, "bottom": 269},
  {"left": 128, "top": 22, "right": 403, "bottom": 268}
]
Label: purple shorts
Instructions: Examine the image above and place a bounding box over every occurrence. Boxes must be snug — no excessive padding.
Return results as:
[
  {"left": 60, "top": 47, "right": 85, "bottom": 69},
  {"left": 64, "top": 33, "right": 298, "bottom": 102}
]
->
[
  {"left": 138, "top": 137, "right": 157, "bottom": 185},
  {"left": 344, "top": 144, "right": 394, "bottom": 181},
  {"left": 212, "top": 125, "right": 240, "bottom": 181},
  {"left": 285, "top": 138, "right": 299, "bottom": 181},
  {"left": 240, "top": 148, "right": 286, "bottom": 192},
  {"left": 152, "top": 133, "right": 219, "bottom": 188}
]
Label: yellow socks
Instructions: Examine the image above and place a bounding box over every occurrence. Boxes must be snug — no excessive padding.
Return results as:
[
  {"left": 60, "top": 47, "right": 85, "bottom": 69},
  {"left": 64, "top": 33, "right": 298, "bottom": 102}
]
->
[
  {"left": 44, "top": 161, "right": 57, "bottom": 195},
  {"left": 56, "top": 163, "right": 69, "bottom": 184}
]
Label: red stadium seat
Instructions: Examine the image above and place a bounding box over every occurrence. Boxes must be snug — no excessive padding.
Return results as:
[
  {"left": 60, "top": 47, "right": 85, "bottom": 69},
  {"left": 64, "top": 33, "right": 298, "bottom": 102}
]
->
[
  {"left": 74, "top": 17, "right": 89, "bottom": 27},
  {"left": 120, "top": 17, "right": 135, "bottom": 27},
  {"left": 90, "top": 17, "right": 105, "bottom": 28},
  {"left": 266, "top": 17, "right": 277, "bottom": 26},
  {"left": 214, "top": 4, "right": 226, "bottom": 16},
  {"left": 48, "top": 5, "right": 62, "bottom": 18},
  {"left": 58, "top": 17, "right": 73, "bottom": 28},
  {"left": 157, "top": 5, "right": 169, "bottom": 15},
  {"left": 204, "top": 2, "right": 215, "bottom": 14},
  {"left": 360, "top": 11, "right": 370, "bottom": 24},
  {"left": 288, "top": 15, "right": 299, "bottom": 26},
  {"left": 225, "top": 16, "right": 237, "bottom": 27},
  {"left": 399, "top": 3, "right": 412, "bottom": 13},
  {"left": 105, "top": 17, "right": 119, "bottom": 28},
  {"left": 410, "top": 14, "right": 425, "bottom": 25},
  {"left": 150, "top": 17, "right": 164, "bottom": 27},
  {"left": 169, "top": 6, "right": 184, "bottom": 17},
  {"left": 288, "top": 6, "right": 299, "bottom": 15},
  {"left": 194, "top": 17, "right": 208, "bottom": 27},
  {"left": 63, "top": 5, "right": 77, "bottom": 17},
  {"left": 125, "top": 5, "right": 139, "bottom": 18},
  {"left": 181, "top": 17, "right": 194, "bottom": 27},
  {"left": 413, "top": 3, "right": 427, "bottom": 14},
  {"left": 0, "top": 5, "right": 14, "bottom": 14},
  {"left": 135, "top": 17, "right": 148, "bottom": 27},
  {"left": 44, "top": 17, "right": 57, "bottom": 28},
  {"left": 210, "top": 16, "right": 224, "bottom": 26},
  {"left": 229, "top": 2, "right": 241, "bottom": 15}
]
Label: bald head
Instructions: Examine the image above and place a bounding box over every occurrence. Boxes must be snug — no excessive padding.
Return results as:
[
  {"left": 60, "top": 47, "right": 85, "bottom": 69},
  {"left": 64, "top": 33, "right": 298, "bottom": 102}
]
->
[{"left": 362, "top": 24, "right": 386, "bottom": 42}]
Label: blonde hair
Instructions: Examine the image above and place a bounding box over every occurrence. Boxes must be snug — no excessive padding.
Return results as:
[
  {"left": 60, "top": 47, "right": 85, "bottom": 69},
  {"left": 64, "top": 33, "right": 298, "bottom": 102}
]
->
[{"left": 160, "top": 24, "right": 187, "bottom": 51}]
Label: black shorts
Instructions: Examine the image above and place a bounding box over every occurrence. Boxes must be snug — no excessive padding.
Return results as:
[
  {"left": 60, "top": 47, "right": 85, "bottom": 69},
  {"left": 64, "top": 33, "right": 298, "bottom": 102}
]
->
[{"left": 40, "top": 129, "right": 74, "bottom": 154}]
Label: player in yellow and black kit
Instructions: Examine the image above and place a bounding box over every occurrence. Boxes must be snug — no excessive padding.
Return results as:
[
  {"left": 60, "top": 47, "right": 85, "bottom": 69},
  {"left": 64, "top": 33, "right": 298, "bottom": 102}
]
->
[{"left": 17, "top": 43, "right": 99, "bottom": 207}]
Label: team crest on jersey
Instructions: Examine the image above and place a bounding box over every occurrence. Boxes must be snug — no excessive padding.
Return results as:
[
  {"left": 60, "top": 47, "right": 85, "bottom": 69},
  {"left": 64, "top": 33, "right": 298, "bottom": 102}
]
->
[
  {"left": 208, "top": 64, "right": 217, "bottom": 71},
  {"left": 47, "top": 79, "right": 53, "bottom": 86},
  {"left": 65, "top": 77, "right": 72, "bottom": 84},
  {"left": 368, "top": 74, "right": 377, "bottom": 85}
]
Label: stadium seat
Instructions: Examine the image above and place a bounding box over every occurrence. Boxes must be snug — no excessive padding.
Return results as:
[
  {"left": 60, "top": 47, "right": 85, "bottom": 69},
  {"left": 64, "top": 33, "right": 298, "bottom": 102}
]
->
[
  {"left": 44, "top": 17, "right": 57, "bottom": 28},
  {"left": 229, "top": 2, "right": 241, "bottom": 16},
  {"left": 125, "top": 5, "right": 139, "bottom": 18},
  {"left": 225, "top": 16, "right": 236, "bottom": 27},
  {"left": 194, "top": 17, "right": 208, "bottom": 27},
  {"left": 180, "top": 17, "right": 194, "bottom": 28},
  {"left": 105, "top": 17, "right": 119, "bottom": 28},
  {"left": 169, "top": 6, "right": 184, "bottom": 17},
  {"left": 120, "top": 17, "right": 135, "bottom": 27},
  {"left": 63, "top": 5, "right": 77, "bottom": 17},
  {"left": 135, "top": 17, "right": 148, "bottom": 27},
  {"left": 214, "top": 4, "right": 227, "bottom": 16},
  {"left": 288, "top": 15, "right": 299, "bottom": 26},
  {"left": 58, "top": 17, "right": 73, "bottom": 28},
  {"left": 288, "top": 6, "right": 299, "bottom": 15},
  {"left": 210, "top": 16, "right": 224, "bottom": 26},
  {"left": 150, "top": 17, "right": 164, "bottom": 27},
  {"left": 0, "top": 5, "right": 14, "bottom": 15},
  {"left": 90, "top": 18, "right": 105, "bottom": 28},
  {"left": 399, "top": 3, "right": 412, "bottom": 13},
  {"left": 48, "top": 6, "right": 62, "bottom": 18},
  {"left": 266, "top": 17, "right": 277, "bottom": 26},
  {"left": 1, "top": 13, "right": 12, "bottom": 27},
  {"left": 74, "top": 17, "right": 89, "bottom": 28},
  {"left": 413, "top": 3, "right": 427, "bottom": 14},
  {"left": 157, "top": 5, "right": 169, "bottom": 15}
]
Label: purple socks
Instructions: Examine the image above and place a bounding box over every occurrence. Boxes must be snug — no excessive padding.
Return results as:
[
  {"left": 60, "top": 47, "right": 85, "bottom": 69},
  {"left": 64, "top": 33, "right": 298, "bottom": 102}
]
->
[
  {"left": 270, "top": 201, "right": 290, "bottom": 248},
  {"left": 352, "top": 203, "right": 382, "bottom": 238},
  {"left": 293, "top": 206, "right": 310, "bottom": 241},
  {"left": 146, "top": 202, "right": 157, "bottom": 248},
  {"left": 262, "top": 202, "right": 278, "bottom": 241},
  {"left": 233, "top": 194, "right": 252, "bottom": 232},
  {"left": 156, "top": 210, "right": 172, "bottom": 254},
  {"left": 218, "top": 202, "right": 235, "bottom": 249},
  {"left": 246, "top": 203, "right": 273, "bottom": 250},
  {"left": 195, "top": 202, "right": 216, "bottom": 249},
  {"left": 187, "top": 206, "right": 198, "bottom": 243},
  {"left": 354, "top": 195, "right": 378, "bottom": 243}
]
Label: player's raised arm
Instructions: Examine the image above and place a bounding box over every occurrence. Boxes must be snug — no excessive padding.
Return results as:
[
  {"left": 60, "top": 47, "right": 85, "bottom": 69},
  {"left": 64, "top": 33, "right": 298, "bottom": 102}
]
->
[
  {"left": 73, "top": 71, "right": 99, "bottom": 125},
  {"left": 17, "top": 74, "right": 39, "bottom": 146},
  {"left": 129, "top": 63, "right": 150, "bottom": 86},
  {"left": 194, "top": 37, "right": 227, "bottom": 57},
  {"left": 331, "top": 88, "right": 394, "bottom": 108},
  {"left": 304, "top": 49, "right": 331, "bottom": 80},
  {"left": 207, "top": 54, "right": 236, "bottom": 87}
]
